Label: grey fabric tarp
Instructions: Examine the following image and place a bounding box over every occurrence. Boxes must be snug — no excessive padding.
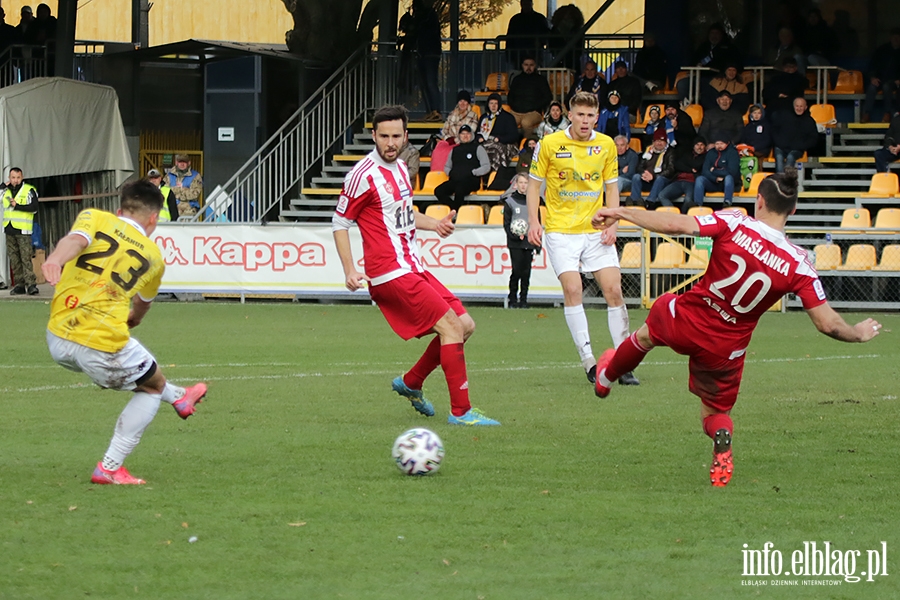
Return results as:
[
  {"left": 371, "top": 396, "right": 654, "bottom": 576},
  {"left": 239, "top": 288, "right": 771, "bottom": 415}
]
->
[{"left": 0, "top": 77, "right": 133, "bottom": 186}]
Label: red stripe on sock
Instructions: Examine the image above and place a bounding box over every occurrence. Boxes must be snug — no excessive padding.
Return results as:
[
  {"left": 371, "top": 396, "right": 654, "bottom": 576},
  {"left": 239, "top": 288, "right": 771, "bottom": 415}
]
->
[
  {"left": 404, "top": 336, "right": 442, "bottom": 391},
  {"left": 605, "top": 333, "right": 649, "bottom": 381},
  {"left": 703, "top": 413, "right": 734, "bottom": 439},
  {"left": 441, "top": 342, "right": 471, "bottom": 417}
]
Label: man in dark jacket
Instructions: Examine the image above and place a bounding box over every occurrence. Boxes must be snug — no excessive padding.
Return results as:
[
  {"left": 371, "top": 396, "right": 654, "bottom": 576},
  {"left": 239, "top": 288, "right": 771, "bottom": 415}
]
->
[
  {"left": 664, "top": 101, "right": 696, "bottom": 147},
  {"left": 508, "top": 56, "right": 553, "bottom": 137},
  {"left": 763, "top": 57, "right": 808, "bottom": 118},
  {"left": 874, "top": 111, "right": 900, "bottom": 172},
  {"left": 658, "top": 137, "right": 707, "bottom": 212},
  {"left": 633, "top": 33, "right": 668, "bottom": 91},
  {"left": 435, "top": 125, "right": 491, "bottom": 212},
  {"left": 505, "top": 0, "right": 550, "bottom": 67},
  {"left": 862, "top": 28, "right": 900, "bottom": 123},
  {"left": 630, "top": 127, "right": 674, "bottom": 207},
  {"left": 771, "top": 97, "right": 819, "bottom": 173},
  {"left": 608, "top": 60, "right": 643, "bottom": 121},
  {"left": 698, "top": 90, "right": 743, "bottom": 145},
  {"left": 677, "top": 23, "right": 742, "bottom": 101},
  {"left": 477, "top": 93, "right": 521, "bottom": 170},
  {"left": 693, "top": 132, "right": 740, "bottom": 207},
  {"left": 615, "top": 134, "right": 640, "bottom": 195},
  {"left": 739, "top": 104, "right": 773, "bottom": 158},
  {"left": 565, "top": 60, "right": 607, "bottom": 109}
]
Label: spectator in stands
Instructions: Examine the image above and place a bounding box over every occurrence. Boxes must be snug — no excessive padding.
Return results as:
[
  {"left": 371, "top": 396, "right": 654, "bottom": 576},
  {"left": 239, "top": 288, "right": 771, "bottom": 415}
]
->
[
  {"left": 517, "top": 136, "right": 539, "bottom": 174},
  {"left": 615, "top": 134, "right": 639, "bottom": 195},
  {"left": 608, "top": 60, "right": 643, "bottom": 121},
  {"left": 435, "top": 125, "right": 490, "bottom": 212},
  {"left": 629, "top": 127, "right": 674, "bottom": 207},
  {"left": 565, "top": 60, "right": 607, "bottom": 109},
  {"left": 633, "top": 32, "right": 668, "bottom": 92},
  {"left": 739, "top": 104, "right": 772, "bottom": 159},
  {"left": 15, "top": 6, "right": 34, "bottom": 43},
  {"left": 507, "top": 56, "right": 553, "bottom": 138},
  {"left": 2, "top": 167, "right": 39, "bottom": 295},
  {"left": 441, "top": 90, "right": 478, "bottom": 141},
  {"left": 477, "top": 93, "right": 520, "bottom": 171},
  {"left": 768, "top": 27, "right": 806, "bottom": 74},
  {"left": 763, "top": 57, "right": 808, "bottom": 118},
  {"left": 166, "top": 154, "right": 203, "bottom": 217},
  {"left": 658, "top": 136, "right": 707, "bottom": 212},
  {"left": 703, "top": 64, "right": 750, "bottom": 113},
  {"left": 664, "top": 101, "right": 696, "bottom": 147},
  {"left": 398, "top": 137, "right": 421, "bottom": 186},
  {"left": 409, "top": 0, "right": 443, "bottom": 122},
  {"left": 678, "top": 23, "right": 742, "bottom": 102},
  {"left": 0, "top": 7, "right": 21, "bottom": 52},
  {"left": 862, "top": 28, "right": 900, "bottom": 124},
  {"left": 643, "top": 105, "right": 663, "bottom": 145},
  {"left": 535, "top": 100, "right": 569, "bottom": 139},
  {"left": 505, "top": 0, "right": 549, "bottom": 68},
  {"left": 693, "top": 132, "right": 739, "bottom": 207},
  {"left": 804, "top": 9, "right": 839, "bottom": 67},
  {"left": 771, "top": 97, "right": 818, "bottom": 173},
  {"left": 873, "top": 111, "right": 900, "bottom": 172},
  {"left": 698, "top": 90, "right": 743, "bottom": 145},
  {"left": 597, "top": 90, "right": 630, "bottom": 142},
  {"left": 31, "top": 3, "right": 56, "bottom": 45},
  {"left": 548, "top": 4, "right": 584, "bottom": 72},
  {"left": 147, "top": 169, "right": 178, "bottom": 223}
]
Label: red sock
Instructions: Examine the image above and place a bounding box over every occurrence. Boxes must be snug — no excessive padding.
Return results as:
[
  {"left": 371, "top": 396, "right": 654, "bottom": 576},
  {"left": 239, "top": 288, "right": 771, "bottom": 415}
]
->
[
  {"left": 404, "top": 336, "right": 442, "bottom": 390},
  {"left": 702, "top": 413, "right": 734, "bottom": 439},
  {"left": 604, "top": 333, "right": 650, "bottom": 381},
  {"left": 440, "top": 343, "right": 471, "bottom": 417}
]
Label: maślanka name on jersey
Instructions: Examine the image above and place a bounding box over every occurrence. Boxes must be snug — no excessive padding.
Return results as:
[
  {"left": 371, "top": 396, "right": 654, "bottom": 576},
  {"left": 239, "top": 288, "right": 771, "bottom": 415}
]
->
[{"left": 730, "top": 230, "right": 791, "bottom": 276}]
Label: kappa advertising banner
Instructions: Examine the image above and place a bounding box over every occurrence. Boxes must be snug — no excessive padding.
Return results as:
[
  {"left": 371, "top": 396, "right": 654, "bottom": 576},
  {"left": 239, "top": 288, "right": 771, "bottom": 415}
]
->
[{"left": 153, "top": 224, "right": 563, "bottom": 299}]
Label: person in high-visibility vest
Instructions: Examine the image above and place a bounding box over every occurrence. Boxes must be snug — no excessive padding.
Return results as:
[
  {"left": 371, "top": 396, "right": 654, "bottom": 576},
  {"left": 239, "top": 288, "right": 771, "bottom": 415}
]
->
[
  {"left": 2, "top": 167, "right": 39, "bottom": 295},
  {"left": 147, "top": 169, "right": 178, "bottom": 222}
]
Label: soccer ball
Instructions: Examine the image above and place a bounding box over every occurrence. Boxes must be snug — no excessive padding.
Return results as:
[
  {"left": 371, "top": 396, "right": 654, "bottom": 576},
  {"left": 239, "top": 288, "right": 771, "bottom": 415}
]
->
[
  {"left": 510, "top": 218, "right": 528, "bottom": 237},
  {"left": 391, "top": 428, "right": 444, "bottom": 475}
]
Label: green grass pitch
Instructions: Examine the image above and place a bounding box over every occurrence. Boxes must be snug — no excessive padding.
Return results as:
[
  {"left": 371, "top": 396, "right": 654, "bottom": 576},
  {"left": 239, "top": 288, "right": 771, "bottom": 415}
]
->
[{"left": 1, "top": 301, "right": 898, "bottom": 599}]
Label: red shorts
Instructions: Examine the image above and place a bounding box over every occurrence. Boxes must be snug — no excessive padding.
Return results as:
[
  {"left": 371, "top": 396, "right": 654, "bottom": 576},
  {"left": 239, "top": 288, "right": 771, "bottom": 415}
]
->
[
  {"left": 645, "top": 293, "right": 745, "bottom": 412},
  {"left": 369, "top": 271, "right": 466, "bottom": 340}
]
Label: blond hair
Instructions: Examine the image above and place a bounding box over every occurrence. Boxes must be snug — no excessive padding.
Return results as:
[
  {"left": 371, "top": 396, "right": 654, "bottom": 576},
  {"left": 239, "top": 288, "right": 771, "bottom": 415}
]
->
[{"left": 569, "top": 90, "right": 599, "bottom": 111}]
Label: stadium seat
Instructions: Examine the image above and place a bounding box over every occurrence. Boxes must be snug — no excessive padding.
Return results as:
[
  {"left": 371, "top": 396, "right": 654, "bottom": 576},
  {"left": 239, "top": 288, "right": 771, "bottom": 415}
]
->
[
  {"left": 862, "top": 173, "right": 900, "bottom": 198},
  {"left": 455, "top": 204, "right": 485, "bottom": 225},
  {"left": 832, "top": 70, "right": 863, "bottom": 94},
  {"left": 809, "top": 104, "right": 837, "bottom": 127},
  {"left": 475, "top": 171, "right": 501, "bottom": 195},
  {"left": 638, "top": 103, "right": 664, "bottom": 127},
  {"left": 683, "top": 247, "right": 710, "bottom": 270},
  {"left": 839, "top": 207, "right": 871, "bottom": 229},
  {"left": 619, "top": 241, "right": 642, "bottom": 268},
  {"left": 419, "top": 171, "right": 449, "bottom": 195},
  {"left": 813, "top": 244, "right": 842, "bottom": 270},
  {"left": 874, "top": 207, "right": 900, "bottom": 228},
  {"left": 471, "top": 104, "right": 482, "bottom": 119},
  {"left": 736, "top": 172, "right": 770, "bottom": 197},
  {"left": 413, "top": 204, "right": 420, "bottom": 213},
  {"left": 629, "top": 137, "right": 643, "bottom": 153},
  {"left": 672, "top": 71, "right": 689, "bottom": 92},
  {"left": 740, "top": 70, "right": 756, "bottom": 86},
  {"left": 687, "top": 206, "right": 713, "bottom": 217},
  {"left": 742, "top": 107, "right": 751, "bottom": 125},
  {"left": 546, "top": 70, "right": 574, "bottom": 97},
  {"left": 487, "top": 204, "right": 504, "bottom": 225},
  {"left": 683, "top": 104, "right": 704, "bottom": 126},
  {"left": 837, "top": 244, "right": 877, "bottom": 270},
  {"left": 655, "top": 206, "right": 680, "bottom": 214},
  {"left": 502, "top": 103, "right": 512, "bottom": 113},
  {"left": 483, "top": 72, "right": 508, "bottom": 93},
  {"left": 425, "top": 204, "right": 451, "bottom": 220},
  {"left": 650, "top": 242, "right": 685, "bottom": 268},
  {"left": 873, "top": 244, "right": 900, "bottom": 271}
]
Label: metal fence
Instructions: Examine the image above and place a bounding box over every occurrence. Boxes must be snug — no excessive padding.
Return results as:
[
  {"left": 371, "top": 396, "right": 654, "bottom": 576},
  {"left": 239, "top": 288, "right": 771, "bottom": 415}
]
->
[{"left": 0, "top": 45, "right": 47, "bottom": 88}]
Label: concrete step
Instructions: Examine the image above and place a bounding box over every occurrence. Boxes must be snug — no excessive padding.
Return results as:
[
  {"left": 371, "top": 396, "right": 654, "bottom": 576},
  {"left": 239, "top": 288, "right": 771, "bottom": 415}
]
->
[
  {"left": 290, "top": 197, "right": 338, "bottom": 208},
  {"left": 809, "top": 168, "right": 876, "bottom": 176},
  {"left": 839, "top": 133, "right": 884, "bottom": 141},
  {"left": 310, "top": 176, "right": 346, "bottom": 186},
  {"left": 322, "top": 165, "right": 352, "bottom": 175},
  {"left": 802, "top": 179, "right": 870, "bottom": 187},
  {"left": 280, "top": 209, "right": 335, "bottom": 221},
  {"left": 832, "top": 145, "right": 881, "bottom": 153}
]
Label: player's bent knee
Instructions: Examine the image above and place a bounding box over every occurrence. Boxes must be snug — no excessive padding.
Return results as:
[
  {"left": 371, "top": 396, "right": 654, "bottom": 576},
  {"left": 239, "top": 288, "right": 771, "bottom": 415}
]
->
[
  {"left": 134, "top": 362, "right": 166, "bottom": 394},
  {"left": 460, "top": 314, "right": 476, "bottom": 339}
]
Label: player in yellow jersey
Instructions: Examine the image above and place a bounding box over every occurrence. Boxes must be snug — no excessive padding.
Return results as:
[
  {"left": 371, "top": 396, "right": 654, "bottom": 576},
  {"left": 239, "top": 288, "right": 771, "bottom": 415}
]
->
[
  {"left": 42, "top": 180, "right": 208, "bottom": 485},
  {"left": 527, "top": 91, "right": 639, "bottom": 386}
]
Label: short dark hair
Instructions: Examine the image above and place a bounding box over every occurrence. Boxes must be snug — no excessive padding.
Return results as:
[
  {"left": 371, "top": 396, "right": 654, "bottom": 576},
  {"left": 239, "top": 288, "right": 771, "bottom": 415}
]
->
[
  {"left": 120, "top": 179, "right": 164, "bottom": 215},
  {"left": 9, "top": 167, "right": 22, "bottom": 175},
  {"left": 758, "top": 167, "right": 799, "bottom": 215},
  {"left": 372, "top": 105, "right": 409, "bottom": 131}
]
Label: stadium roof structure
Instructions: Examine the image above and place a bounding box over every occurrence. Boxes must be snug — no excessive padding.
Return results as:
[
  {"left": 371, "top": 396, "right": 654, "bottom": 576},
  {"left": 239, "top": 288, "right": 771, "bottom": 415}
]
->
[{"left": 122, "top": 39, "right": 313, "bottom": 65}]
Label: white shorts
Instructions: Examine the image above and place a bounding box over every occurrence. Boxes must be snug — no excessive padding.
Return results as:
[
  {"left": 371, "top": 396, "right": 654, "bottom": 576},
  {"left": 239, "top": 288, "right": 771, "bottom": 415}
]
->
[
  {"left": 544, "top": 231, "right": 620, "bottom": 277},
  {"left": 46, "top": 331, "right": 157, "bottom": 391}
]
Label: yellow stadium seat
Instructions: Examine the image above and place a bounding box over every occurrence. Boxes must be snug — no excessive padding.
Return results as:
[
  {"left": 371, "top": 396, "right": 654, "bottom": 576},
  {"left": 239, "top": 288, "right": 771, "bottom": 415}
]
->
[
  {"left": 425, "top": 204, "right": 451, "bottom": 220},
  {"left": 629, "top": 137, "right": 643, "bottom": 153},
  {"left": 471, "top": 104, "right": 482, "bottom": 119},
  {"left": 861, "top": 173, "right": 899, "bottom": 198},
  {"left": 655, "top": 206, "right": 680, "bottom": 214},
  {"left": 874, "top": 207, "right": 900, "bottom": 228},
  {"left": 475, "top": 171, "right": 501, "bottom": 195},
  {"left": 455, "top": 204, "right": 485, "bottom": 225},
  {"left": 419, "top": 171, "right": 449, "bottom": 195},
  {"left": 813, "top": 244, "right": 842, "bottom": 270},
  {"left": 546, "top": 70, "right": 574, "bottom": 96},
  {"left": 487, "top": 204, "right": 504, "bottom": 225},
  {"left": 873, "top": 244, "right": 900, "bottom": 271},
  {"left": 687, "top": 206, "right": 713, "bottom": 217},
  {"left": 809, "top": 103, "right": 836, "bottom": 126},
  {"left": 650, "top": 242, "right": 685, "bottom": 268},
  {"left": 837, "top": 244, "right": 877, "bottom": 270},
  {"left": 683, "top": 104, "right": 704, "bottom": 126},
  {"left": 737, "top": 172, "right": 770, "bottom": 197},
  {"left": 413, "top": 204, "right": 420, "bottom": 213},
  {"left": 832, "top": 70, "right": 863, "bottom": 94},
  {"left": 839, "top": 207, "right": 871, "bottom": 229},
  {"left": 483, "top": 72, "right": 508, "bottom": 93},
  {"left": 683, "top": 247, "right": 710, "bottom": 270},
  {"left": 619, "top": 241, "right": 642, "bottom": 268}
]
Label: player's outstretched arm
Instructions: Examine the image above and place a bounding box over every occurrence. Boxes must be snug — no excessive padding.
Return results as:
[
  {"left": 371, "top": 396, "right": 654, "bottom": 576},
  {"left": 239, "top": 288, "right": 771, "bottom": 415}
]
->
[
  {"left": 42, "top": 233, "right": 90, "bottom": 285},
  {"left": 592, "top": 207, "right": 699, "bottom": 237},
  {"left": 415, "top": 210, "right": 456, "bottom": 238},
  {"left": 805, "top": 303, "right": 882, "bottom": 342}
]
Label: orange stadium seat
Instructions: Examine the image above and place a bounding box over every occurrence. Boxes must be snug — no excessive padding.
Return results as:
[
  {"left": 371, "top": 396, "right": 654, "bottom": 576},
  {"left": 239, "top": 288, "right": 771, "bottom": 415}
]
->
[
  {"left": 637, "top": 103, "right": 664, "bottom": 127},
  {"left": 813, "top": 244, "right": 842, "bottom": 270},
  {"left": 655, "top": 206, "right": 680, "bottom": 214},
  {"left": 650, "top": 242, "right": 685, "bottom": 268},
  {"left": 873, "top": 244, "right": 900, "bottom": 271},
  {"left": 487, "top": 205, "right": 504, "bottom": 225},
  {"left": 687, "top": 206, "right": 713, "bottom": 217},
  {"left": 683, "top": 104, "right": 704, "bottom": 126},
  {"left": 737, "top": 172, "right": 770, "bottom": 197},
  {"left": 619, "top": 205, "right": 646, "bottom": 229},
  {"left": 619, "top": 241, "right": 642, "bottom": 268},
  {"left": 419, "top": 171, "right": 448, "bottom": 195},
  {"left": 809, "top": 104, "right": 837, "bottom": 127},
  {"left": 832, "top": 70, "right": 863, "bottom": 94},
  {"left": 425, "top": 204, "right": 451, "bottom": 220},
  {"left": 874, "top": 207, "right": 900, "bottom": 228},
  {"left": 839, "top": 207, "right": 871, "bottom": 229},
  {"left": 455, "top": 204, "right": 485, "bottom": 225},
  {"left": 483, "top": 72, "right": 508, "bottom": 93},
  {"left": 862, "top": 173, "right": 900, "bottom": 198},
  {"left": 836, "top": 244, "right": 877, "bottom": 270}
]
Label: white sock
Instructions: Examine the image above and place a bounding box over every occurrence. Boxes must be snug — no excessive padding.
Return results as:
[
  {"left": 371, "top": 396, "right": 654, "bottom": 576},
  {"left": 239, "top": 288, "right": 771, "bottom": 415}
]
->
[
  {"left": 160, "top": 382, "right": 185, "bottom": 405},
  {"left": 607, "top": 305, "right": 631, "bottom": 348},
  {"left": 564, "top": 304, "right": 595, "bottom": 370},
  {"left": 101, "top": 392, "right": 162, "bottom": 471}
]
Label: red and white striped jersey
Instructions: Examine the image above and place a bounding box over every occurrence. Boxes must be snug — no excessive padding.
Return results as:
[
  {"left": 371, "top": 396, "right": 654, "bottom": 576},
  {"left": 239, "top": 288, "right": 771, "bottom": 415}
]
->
[
  {"left": 334, "top": 150, "right": 422, "bottom": 285},
  {"left": 676, "top": 210, "right": 827, "bottom": 353}
]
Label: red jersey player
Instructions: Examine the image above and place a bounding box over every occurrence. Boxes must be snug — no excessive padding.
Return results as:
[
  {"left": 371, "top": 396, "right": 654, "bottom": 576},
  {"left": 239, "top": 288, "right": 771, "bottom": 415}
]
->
[
  {"left": 590, "top": 168, "right": 880, "bottom": 486},
  {"left": 332, "top": 105, "right": 500, "bottom": 426}
]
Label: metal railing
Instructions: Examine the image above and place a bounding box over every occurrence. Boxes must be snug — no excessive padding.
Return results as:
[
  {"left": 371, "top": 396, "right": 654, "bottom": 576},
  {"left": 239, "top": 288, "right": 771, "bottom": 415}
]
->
[
  {"left": 0, "top": 44, "right": 47, "bottom": 87},
  {"left": 194, "top": 46, "right": 394, "bottom": 223}
]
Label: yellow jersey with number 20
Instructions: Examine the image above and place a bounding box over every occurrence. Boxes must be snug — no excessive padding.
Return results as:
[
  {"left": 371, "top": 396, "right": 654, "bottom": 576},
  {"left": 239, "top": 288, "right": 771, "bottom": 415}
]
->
[
  {"left": 47, "top": 209, "right": 165, "bottom": 353},
  {"left": 530, "top": 127, "right": 618, "bottom": 234}
]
